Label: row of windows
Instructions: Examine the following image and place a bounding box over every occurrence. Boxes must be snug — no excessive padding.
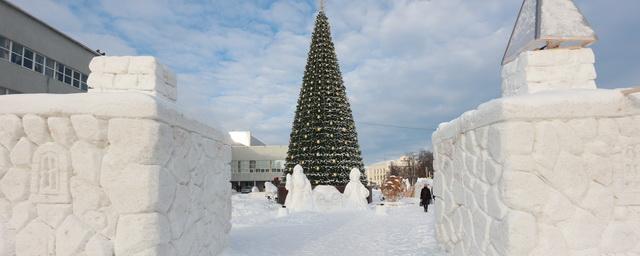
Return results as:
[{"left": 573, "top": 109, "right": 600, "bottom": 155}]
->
[
  {"left": 231, "top": 160, "right": 286, "bottom": 173},
  {"left": 252, "top": 168, "right": 284, "bottom": 173},
  {"left": 0, "top": 35, "right": 88, "bottom": 91}
]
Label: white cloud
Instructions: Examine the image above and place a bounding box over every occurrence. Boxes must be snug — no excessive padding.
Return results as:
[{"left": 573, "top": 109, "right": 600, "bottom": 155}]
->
[
  {"left": 8, "top": 0, "right": 137, "bottom": 55},
  {"left": 8, "top": 0, "right": 640, "bottom": 164}
]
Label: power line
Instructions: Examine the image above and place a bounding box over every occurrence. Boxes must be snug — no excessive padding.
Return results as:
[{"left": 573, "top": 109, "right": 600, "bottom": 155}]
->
[{"left": 358, "top": 122, "right": 435, "bottom": 131}]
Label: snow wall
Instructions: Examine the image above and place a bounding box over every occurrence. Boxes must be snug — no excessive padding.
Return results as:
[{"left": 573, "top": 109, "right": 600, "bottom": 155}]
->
[
  {"left": 0, "top": 56, "right": 232, "bottom": 256},
  {"left": 432, "top": 48, "right": 640, "bottom": 256}
]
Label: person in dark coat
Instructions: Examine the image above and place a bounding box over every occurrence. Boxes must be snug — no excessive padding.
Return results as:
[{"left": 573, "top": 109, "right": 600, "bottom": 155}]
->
[{"left": 420, "top": 186, "right": 432, "bottom": 212}]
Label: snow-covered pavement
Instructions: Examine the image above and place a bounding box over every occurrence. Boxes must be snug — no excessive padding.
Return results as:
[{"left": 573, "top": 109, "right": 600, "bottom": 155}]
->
[{"left": 222, "top": 193, "right": 445, "bottom": 256}]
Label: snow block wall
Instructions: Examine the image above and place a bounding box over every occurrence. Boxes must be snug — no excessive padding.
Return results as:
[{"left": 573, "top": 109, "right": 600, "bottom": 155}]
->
[
  {"left": 432, "top": 46, "right": 640, "bottom": 256},
  {"left": 502, "top": 48, "right": 597, "bottom": 97},
  {"left": 432, "top": 49, "right": 640, "bottom": 255},
  {"left": 432, "top": 90, "right": 640, "bottom": 256},
  {"left": 0, "top": 56, "right": 232, "bottom": 256}
]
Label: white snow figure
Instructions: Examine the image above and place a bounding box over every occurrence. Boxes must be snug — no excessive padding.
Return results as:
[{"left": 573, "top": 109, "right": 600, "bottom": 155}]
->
[
  {"left": 403, "top": 179, "right": 411, "bottom": 191},
  {"left": 284, "top": 173, "right": 293, "bottom": 207},
  {"left": 284, "top": 165, "right": 314, "bottom": 212},
  {"left": 342, "top": 168, "right": 370, "bottom": 210},
  {"left": 264, "top": 182, "right": 278, "bottom": 194},
  {"left": 264, "top": 182, "right": 278, "bottom": 201}
]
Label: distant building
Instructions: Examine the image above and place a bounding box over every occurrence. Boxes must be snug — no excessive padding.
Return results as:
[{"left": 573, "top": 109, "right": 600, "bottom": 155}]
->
[
  {"left": 0, "top": 0, "right": 99, "bottom": 94},
  {"left": 229, "top": 131, "right": 287, "bottom": 190},
  {"left": 365, "top": 156, "right": 410, "bottom": 187}
]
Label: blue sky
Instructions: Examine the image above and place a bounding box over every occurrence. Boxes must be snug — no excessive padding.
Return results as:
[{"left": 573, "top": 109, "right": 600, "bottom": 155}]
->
[{"left": 10, "top": 0, "right": 640, "bottom": 164}]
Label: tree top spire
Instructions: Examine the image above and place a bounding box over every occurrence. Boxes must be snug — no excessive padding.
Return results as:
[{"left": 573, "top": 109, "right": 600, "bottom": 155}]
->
[{"left": 319, "top": 0, "right": 325, "bottom": 12}]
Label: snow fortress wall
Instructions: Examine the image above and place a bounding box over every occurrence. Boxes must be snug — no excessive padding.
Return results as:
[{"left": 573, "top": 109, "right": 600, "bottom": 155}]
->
[
  {"left": 0, "top": 56, "right": 232, "bottom": 256},
  {"left": 432, "top": 54, "right": 640, "bottom": 255},
  {"left": 501, "top": 48, "right": 597, "bottom": 97}
]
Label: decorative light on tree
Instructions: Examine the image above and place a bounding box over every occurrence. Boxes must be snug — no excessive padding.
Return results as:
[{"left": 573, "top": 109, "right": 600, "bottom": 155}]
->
[{"left": 285, "top": 0, "right": 365, "bottom": 186}]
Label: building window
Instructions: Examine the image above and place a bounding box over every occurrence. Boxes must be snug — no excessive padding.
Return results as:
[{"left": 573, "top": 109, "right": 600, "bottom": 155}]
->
[
  {"left": 56, "top": 63, "right": 65, "bottom": 82},
  {"left": 11, "top": 42, "right": 23, "bottom": 65},
  {"left": 22, "top": 48, "right": 34, "bottom": 69},
  {"left": 45, "top": 58, "right": 55, "bottom": 78},
  {"left": 34, "top": 54, "right": 44, "bottom": 73},
  {"left": 239, "top": 160, "right": 249, "bottom": 173},
  {"left": 256, "top": 160, "right": 270, "bottom": 172},
  {"left": 72, "top": 71, "right": 81, "bottom": 88},
  {"left": 0, "top": 36, "right": 9, "bottom": 60},
  {"left": 64, "top": 66, "right": 72, "bottom": 85},
  {"left": 0, "top": 35, "right": 89, "bottom": 90},
  {"left": 271, "top": 160, "right": 285, "bottom": 173},
  {"left": 249, "top": 160, "right": 256, "bottom": 173},
  {"left": 81, "top": 74, "right": 88, "bottom": 90}
]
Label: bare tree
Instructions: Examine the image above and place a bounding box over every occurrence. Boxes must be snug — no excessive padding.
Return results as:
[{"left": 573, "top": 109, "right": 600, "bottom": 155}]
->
[
  {"left": 386, "top": 150, "right": 435, "bottom": 186},
  {"left": 402, "top": 153, "right": 417, "bottom": 186},
  {"left": 416, "top": 150, "right": 434, "bottom": 178},
  {"left": 389, "top": 161, "right": 402, "bottom": 176}
]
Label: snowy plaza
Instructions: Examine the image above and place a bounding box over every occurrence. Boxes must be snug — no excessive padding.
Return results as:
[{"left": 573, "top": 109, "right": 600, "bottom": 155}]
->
[
  {"left": 1, "top": 0, "right": 640, "bottom": 255},
  {"left": 223, "top": 192, "right": 444, "bottom": 256}
]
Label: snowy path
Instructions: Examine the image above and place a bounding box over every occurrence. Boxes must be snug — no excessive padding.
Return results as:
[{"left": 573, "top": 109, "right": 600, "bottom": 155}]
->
[{"left": 222, "top": 194, "right": 445, "bottom": 256}]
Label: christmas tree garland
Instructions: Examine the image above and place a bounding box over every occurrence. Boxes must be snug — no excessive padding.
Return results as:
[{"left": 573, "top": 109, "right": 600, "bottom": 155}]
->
[{"left": 285, "top": 10, "right": 365, "bottom": 186}]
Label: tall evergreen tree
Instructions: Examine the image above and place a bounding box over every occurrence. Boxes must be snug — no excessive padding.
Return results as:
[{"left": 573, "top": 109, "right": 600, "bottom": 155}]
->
[{"left": 285, "top": 7, "right": 365, "bottom": 186}]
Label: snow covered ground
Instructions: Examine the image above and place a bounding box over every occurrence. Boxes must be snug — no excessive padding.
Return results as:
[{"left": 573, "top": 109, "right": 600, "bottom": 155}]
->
[{"left": 222, "top": 192, "right": 445, "bottom": 256}]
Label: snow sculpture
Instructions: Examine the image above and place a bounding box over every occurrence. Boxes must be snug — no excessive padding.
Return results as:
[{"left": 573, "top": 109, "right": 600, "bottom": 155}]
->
[
  {"left": 29, "top": 143, "right": 71, "bottom": 203},
  {"left": 432, "top": 4, "right": 640, "bottom": 251},
  {"left": 342, "top": 168, "right": 369, "bottom": 210},
  {"left": 502, "top": 0, "right": 598, "bottom": 97},
  {"left": 284, "top": 173, "right": 293, "bottom": 207},
  {"left": 264, "top": 182, "right": 278, "bottom": 200},
  {"left": 284, "top": 165, "right": 314, "bottom": 212},
  {"left": 313, "top": 185, "right": 343, "bottom": 212},
  {"left": 503, "top": 0, "right": 597, "bottom": 65},
  {"left": 251, "top": 186, "right": 259, "bottom": 193},
  {"left": 0, "top": 56, "right": 232, "bottom": 256}
]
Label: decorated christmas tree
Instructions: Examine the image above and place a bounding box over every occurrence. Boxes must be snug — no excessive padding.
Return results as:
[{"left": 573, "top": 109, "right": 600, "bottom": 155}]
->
[{"left": 285, "top": 4, "right": 365, "bottom": 186}]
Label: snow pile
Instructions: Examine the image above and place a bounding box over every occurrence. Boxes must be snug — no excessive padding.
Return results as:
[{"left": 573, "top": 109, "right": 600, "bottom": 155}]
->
[
  {"left": 371, "top": 188, "right": 383, "bottom": 203},
  {"left": 230, "top": 192, "right": 280, "bottom": 227},
  {"left": 312, "top": 185, "right": 343, "bottom": 212}
]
